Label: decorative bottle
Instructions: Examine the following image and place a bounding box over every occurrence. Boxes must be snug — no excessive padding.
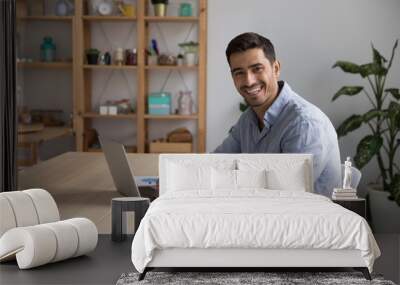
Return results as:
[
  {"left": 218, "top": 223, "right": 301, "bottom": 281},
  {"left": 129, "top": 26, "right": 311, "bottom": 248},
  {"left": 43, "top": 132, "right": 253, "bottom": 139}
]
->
[{"left": 40, "top": 37, "right": 56, "bottom": 62}]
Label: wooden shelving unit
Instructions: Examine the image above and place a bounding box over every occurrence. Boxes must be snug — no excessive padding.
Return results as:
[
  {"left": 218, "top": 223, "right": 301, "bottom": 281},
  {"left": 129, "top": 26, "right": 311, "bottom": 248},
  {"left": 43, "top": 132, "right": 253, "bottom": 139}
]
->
[
  {"left": 144, "top": 114, "right": 198, "bottom": 120},
  {"left": 83, "top": 64, "right": 137, "bottom": 70},
  {"left": 19, "top": 16, "right": 73, "bottom": 21},
  {"left": 17, "top": 61, "right": 73, "bottom": 68},
  {"left": 16, "top": 0, "right": 207, "bottom": 154},
  {"left": 144, "top": 16, "right": 199, "bottom": 22},
  {"left": 82, "top": 16, "right": 137, "bottom": 21},
  {"left": 16, "top": 0, "right": 76, "bottom": 165},
  {"left": 145, "top": 65, "right": 198, "bottom": 70},
  {"left": 82, "top": 112, "right": 136, "bottom": 119}
]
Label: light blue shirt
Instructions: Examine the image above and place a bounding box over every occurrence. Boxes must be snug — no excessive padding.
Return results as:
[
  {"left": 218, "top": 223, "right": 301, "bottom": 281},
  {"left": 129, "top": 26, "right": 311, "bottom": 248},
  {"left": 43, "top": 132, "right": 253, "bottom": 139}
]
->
[{"left": 214, "top": 81, "right": 341, "bottom": 197}]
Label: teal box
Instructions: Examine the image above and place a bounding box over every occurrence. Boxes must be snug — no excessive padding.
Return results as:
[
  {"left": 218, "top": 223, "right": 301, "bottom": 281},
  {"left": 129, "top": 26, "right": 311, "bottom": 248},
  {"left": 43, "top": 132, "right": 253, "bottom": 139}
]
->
[{"left": 148, "top": 92, "right": 171, "bottom": 115}]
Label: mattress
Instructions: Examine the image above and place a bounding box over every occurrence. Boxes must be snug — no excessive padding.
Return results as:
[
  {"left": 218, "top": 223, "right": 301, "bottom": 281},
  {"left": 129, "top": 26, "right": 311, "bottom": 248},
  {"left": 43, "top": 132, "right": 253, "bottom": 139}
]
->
[{"left": 131, "top": 190, "right": 380, "bottom": 273}]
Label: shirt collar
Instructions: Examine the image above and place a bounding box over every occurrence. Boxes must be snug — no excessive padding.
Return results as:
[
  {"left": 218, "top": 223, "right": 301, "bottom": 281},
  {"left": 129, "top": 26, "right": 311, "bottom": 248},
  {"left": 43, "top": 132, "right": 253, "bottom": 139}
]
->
[{"left": 263, "top": 81, "right": 291, "bottom": 129}]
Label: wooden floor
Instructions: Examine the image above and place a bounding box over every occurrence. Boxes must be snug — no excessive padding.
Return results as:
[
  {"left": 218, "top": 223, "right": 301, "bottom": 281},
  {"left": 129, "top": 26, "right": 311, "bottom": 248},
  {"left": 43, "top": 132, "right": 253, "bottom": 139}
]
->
[{"left": 0, "top": 235, "right": 398, "bottom": 285}]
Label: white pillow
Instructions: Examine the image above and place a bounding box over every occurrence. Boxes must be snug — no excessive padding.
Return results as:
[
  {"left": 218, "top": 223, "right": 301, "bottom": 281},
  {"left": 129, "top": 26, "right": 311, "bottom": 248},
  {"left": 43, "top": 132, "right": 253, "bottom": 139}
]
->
[
  {"left": 237, "top": 158, "right": 309, "bottom": 192},
  {"left": 266, "top": 164, "right": 307, "bottom": 191},
  {"left": 167, "top": 162, "right": 211, "bottom": 191},
  {"left": 236, "top": 169, "right": 267, "bottom": 188},
  {"left": 211, "top": 168, "right": 237, "bottom": 190}
]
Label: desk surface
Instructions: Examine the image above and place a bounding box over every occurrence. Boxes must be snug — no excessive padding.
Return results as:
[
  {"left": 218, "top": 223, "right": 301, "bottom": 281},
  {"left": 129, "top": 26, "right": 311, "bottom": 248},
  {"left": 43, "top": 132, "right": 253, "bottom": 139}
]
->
[
  {"left": 19, "top": 151, "right": 159, "bottom": 193},
  {"left": 18, "top": 152, "right": 159, "bottom": 233}
]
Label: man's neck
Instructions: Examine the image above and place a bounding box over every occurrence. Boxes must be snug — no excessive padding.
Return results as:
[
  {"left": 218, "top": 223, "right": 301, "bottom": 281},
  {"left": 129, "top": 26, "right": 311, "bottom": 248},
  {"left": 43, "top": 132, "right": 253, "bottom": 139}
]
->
[{"left": 252, "top": 81, "right": 283, "bottom": 129}]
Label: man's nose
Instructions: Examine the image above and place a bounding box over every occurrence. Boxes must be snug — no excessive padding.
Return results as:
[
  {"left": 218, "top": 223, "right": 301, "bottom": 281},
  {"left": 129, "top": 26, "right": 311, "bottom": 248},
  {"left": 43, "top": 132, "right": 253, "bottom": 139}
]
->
[{"left": 244, "top": 72, "right": 257, "bottom": 86}]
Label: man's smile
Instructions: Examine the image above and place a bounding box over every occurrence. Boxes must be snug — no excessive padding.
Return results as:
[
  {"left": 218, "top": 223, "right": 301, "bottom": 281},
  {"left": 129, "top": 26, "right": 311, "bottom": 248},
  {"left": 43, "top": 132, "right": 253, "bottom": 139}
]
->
[{"left": 241, "top": 84, "right": 265, "bottom": 99}]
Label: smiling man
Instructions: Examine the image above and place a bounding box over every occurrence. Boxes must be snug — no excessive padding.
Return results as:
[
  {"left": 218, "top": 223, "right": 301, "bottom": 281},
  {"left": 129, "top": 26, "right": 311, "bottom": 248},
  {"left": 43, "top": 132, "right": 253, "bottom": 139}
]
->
[{"left": 214, "top": 32, "right": 341, "bottom": 197}]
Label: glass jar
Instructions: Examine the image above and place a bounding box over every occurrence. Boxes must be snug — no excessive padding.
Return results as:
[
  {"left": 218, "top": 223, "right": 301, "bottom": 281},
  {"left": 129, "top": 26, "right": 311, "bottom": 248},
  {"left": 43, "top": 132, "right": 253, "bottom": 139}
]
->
[
  {"left": 125, "top": 48, "right": 137, "bottom": 65},
  {"left": 178, "top": 91, "right": 194, "bottom": 115}
]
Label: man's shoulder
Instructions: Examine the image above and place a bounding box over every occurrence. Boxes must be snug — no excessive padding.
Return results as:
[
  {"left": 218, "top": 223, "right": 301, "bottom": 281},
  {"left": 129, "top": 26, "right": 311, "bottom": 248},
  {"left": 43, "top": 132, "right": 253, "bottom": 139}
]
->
[{"left": 285, "top": 91, "right": 330, "bottom": 125}]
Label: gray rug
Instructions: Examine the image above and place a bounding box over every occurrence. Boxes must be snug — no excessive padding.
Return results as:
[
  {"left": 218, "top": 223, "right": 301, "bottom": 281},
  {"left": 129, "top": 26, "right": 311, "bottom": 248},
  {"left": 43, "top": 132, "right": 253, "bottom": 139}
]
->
[{"left": 116, "top": 271, "right": 396, "bottom": 285}]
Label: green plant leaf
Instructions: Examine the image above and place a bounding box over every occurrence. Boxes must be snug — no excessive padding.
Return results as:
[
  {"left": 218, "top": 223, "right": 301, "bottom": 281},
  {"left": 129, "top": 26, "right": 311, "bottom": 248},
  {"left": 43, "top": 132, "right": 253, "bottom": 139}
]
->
[
  {"left": 354, "top": 135, "right": 383, "bottom": 169},
  {"left": 385, "top": 88, "right": 400, "bottom": 100},
  {"left": 372, "top": 44, "right": 388, "bottom": 67},
  {"left": 363, "top": 109, "right": 385, "bottom": 122},
  {"left": 387, "top": 101, "right": 400, "bottom": 129},
  {"left": 332, "top": 86, "right": 363, "bottom": 101},
  {"left": 359, "top": 63, "right": 387, "bottom": 77},
  {"left": 336, "top": 114, "right": 364, "bottom": 137},
  {"left": 332, "top": 61, "right": 361, "bottom": 73}
]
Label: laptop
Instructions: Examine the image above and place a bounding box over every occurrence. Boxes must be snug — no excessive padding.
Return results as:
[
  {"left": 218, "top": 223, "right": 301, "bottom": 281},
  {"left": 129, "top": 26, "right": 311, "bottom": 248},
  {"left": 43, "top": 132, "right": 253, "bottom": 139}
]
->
[{"left": 99, "top": 137, "right": 142, "bottom": 197}]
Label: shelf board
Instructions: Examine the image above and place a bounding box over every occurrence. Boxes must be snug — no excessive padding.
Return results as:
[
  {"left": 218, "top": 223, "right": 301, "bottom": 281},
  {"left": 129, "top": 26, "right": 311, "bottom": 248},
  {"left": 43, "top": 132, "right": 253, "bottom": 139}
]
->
[
  {"left": 17, "top": 62, "right": 72, "bottom": 68},
  {"left": 83, "top": 113, "right": 136, "bottom": 119},
  {"left": 82, "top": 16, "right": 137, "bottom": 21},
  {"left": 145, "top": 65, "right": 198, "bottom": 70},
  {"left": 19, "top": 16, "right": 73, "bottom": 21},
  {"left": 144, "top": 114, "right": 198, "bottom": 120},
  {"left": 83, "top": 64, "right": 137, "bottom": 70},
  {"left": 145, "top": 16, "right": 198, "bottom": 22}
]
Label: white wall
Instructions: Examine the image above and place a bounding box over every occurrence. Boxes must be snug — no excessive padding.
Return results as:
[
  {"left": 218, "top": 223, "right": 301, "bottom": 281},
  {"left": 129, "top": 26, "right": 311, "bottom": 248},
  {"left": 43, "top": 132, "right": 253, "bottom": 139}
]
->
[{"left": 206, "top": 0, "right": 400, "bottom": 193}]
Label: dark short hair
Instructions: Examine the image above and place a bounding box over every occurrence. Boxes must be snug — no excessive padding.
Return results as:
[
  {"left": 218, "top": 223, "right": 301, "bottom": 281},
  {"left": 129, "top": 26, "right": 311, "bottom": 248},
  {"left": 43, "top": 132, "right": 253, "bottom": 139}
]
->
[{"left": 225, "top": 32, "right": 276, "bottom": 65}]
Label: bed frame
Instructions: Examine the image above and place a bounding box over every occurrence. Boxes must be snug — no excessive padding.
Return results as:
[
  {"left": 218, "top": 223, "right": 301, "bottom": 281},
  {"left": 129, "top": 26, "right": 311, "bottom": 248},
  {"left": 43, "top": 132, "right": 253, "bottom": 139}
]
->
[
  {"left": 139, "top": 248, "right": 371, "bottom": 280},
  {"left": 137, "top": 154, "right": 372, "bottom": 281}
]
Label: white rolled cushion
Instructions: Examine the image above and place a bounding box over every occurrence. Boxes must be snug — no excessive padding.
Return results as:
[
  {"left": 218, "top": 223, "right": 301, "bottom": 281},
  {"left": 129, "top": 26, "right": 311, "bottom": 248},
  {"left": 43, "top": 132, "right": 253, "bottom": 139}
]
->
[
  {"left": 64, "top": 218, "right": 98, "bottom": 257},
  {"left": 0, "top": 218, "right": 98, "bottom": 269},
  {"left": 0, "top": 226, "right": 57, "bottom": 269},
  {"left": 0, "top": 196, "right": 17, "bottom": 237},
  {"left": 167, "top": 162, "right": 212, "bottom": 191},
  {"left": 212, "top": 168, "right": 236, "bottom": 190},
  {"left": 42, "top": 221, "right": 79, "bottom": 262},
  {"left": 23, "top": 189, "right": 59, "bottom": 223},
  {"left": 236, "top": 169, "right": 267, "bottom": 188},
  {"left": 0, "top": 191, "right": 39, "bottom": 227}
]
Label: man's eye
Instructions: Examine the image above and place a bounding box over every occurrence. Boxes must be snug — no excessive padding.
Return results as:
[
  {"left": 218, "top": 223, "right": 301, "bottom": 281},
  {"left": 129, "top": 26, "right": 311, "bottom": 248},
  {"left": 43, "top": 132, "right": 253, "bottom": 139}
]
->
[
  {"left": 253, "top": 66, "right": 263, "bottom": 73},
  {"left": 233, "top": 71, "right": 244, "bottom": 77}
]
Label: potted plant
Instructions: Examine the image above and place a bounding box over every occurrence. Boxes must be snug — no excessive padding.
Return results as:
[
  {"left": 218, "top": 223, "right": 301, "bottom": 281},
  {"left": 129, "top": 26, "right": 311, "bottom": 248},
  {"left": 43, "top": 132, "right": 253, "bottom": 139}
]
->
[
  {"left": 85, "top": 48, "right": 100, "bottom": 65},
  {"left": 178, "top": 41, "right": 199, "bottom": 66},
  {"left": 332, "top": 40, "right": 400, "bottom": 233},
  {"left": 151, "top": 0, "right": 168, "bottom": 17}
]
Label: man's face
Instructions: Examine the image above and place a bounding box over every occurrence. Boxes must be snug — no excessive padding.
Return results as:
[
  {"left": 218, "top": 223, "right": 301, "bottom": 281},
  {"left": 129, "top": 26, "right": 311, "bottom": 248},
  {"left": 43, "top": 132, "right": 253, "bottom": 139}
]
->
[{"left": 229, "top": 48, "right": 280, "bottom": 108}]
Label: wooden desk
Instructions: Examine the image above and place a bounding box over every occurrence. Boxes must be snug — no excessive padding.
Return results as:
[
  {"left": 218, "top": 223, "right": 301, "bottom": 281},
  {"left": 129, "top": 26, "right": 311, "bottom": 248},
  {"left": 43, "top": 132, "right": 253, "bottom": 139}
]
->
[
  {"left": 18, "top": 127, "right": 73, "bottom": 166},
  {"left": 18, "top": 152, "right": 159, "bottom": 233}
]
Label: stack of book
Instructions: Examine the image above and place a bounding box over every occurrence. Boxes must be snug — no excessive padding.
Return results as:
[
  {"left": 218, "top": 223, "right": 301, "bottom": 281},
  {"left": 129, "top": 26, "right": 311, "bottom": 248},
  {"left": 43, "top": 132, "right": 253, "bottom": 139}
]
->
[{"left": 332, "top": 188, "right": 358, "bottom": 200}]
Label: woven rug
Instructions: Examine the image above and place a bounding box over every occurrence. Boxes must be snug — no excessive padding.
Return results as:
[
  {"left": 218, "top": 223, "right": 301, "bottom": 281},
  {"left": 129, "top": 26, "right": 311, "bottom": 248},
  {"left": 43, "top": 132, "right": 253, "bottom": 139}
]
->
[{"left": 116, "top": 271, "right": 396, "bottom": 285}]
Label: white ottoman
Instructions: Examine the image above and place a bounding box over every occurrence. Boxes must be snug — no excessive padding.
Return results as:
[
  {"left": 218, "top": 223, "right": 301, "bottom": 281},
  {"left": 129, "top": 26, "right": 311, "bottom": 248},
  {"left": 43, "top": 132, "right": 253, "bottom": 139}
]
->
[{"left": 0, "top": 189, "right": 98, "bottom": 269}]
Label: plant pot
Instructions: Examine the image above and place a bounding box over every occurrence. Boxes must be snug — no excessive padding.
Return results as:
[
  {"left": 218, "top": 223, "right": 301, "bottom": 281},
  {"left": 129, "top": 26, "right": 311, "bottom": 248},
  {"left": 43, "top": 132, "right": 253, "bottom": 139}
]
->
[
  {"left": 153, "top": 4, "right": 167, "bottom": 17},
  {"left": 86, "top": 54, "right": 99, "bottom": 65},
  {"left": 184, "top": 52, "right": 197, "bottom": 66},
  {"left": 368, "top": 185, "right": 400, "bottom": 233}
]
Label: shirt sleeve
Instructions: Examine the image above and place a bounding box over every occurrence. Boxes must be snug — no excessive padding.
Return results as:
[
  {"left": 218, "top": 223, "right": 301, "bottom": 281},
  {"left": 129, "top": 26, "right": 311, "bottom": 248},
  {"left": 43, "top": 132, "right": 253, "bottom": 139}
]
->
[
  {"left": 213, "top": 124, "right": 241, "bottom": 153},
  {"left": 281, "top": 118, "right": 328, "bottom": 181}
]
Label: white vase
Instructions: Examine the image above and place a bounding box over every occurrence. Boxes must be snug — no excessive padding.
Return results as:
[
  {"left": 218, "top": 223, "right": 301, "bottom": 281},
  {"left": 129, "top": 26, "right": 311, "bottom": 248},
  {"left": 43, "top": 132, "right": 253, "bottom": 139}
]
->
[
  {"left": 184, "top": 52, "right": 197, "bottom": 66},
  {"left": 368, "top": 185, "right": 400, "bottom": 233}
]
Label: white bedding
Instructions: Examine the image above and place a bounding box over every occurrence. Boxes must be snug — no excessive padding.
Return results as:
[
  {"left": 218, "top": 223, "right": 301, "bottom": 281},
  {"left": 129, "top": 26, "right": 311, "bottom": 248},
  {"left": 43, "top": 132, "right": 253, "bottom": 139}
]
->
[{"left": 131, "top": 190, "right": 380, "bottom": 273}]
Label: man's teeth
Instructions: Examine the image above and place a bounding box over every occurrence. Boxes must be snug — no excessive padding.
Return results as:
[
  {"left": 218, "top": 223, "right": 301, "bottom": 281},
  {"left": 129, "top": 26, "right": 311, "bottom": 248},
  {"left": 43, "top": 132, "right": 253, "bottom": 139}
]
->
[{"left": 246, "top": 87, "right": 261, "bottom": 95}]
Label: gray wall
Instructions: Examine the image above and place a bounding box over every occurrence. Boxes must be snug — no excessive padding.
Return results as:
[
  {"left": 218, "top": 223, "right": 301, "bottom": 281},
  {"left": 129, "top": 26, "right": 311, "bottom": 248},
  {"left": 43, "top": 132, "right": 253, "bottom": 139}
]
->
[{"left": 206, "top": 0, "right": 400, "bottom": 194}]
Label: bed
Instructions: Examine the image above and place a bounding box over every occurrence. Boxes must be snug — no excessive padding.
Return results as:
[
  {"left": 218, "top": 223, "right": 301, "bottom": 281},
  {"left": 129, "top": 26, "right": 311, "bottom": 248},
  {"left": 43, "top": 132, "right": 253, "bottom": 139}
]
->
[{"left": 131, "top": 154, "right": 380, "bottom": 280}]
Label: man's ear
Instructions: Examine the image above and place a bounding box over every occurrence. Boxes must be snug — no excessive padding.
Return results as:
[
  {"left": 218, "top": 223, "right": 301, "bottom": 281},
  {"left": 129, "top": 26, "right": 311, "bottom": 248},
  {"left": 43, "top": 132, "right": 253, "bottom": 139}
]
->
[{"left": 273, "top": 60, "right": 281, "bottom": 78}]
